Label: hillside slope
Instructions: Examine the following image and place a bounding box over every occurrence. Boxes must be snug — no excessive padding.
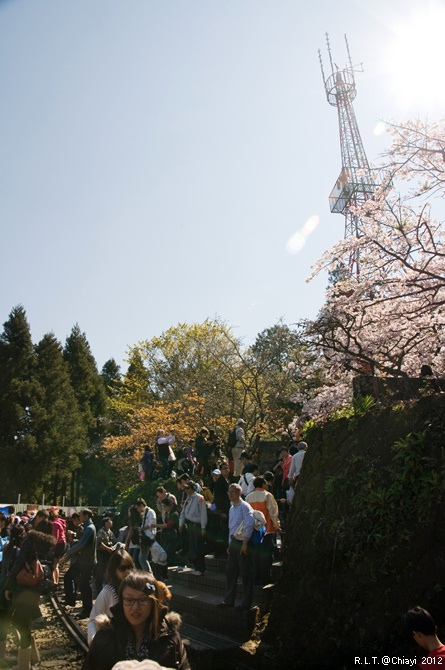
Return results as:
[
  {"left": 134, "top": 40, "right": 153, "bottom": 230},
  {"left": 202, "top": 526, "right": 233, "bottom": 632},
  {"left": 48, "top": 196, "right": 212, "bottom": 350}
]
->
[{"left": 258, "top": 395, "right": 445, "bottom": 669}]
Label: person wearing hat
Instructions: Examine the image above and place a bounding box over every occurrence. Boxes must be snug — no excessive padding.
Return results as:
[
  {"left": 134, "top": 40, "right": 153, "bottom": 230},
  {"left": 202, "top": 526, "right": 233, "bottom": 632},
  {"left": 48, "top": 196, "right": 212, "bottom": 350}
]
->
[
  {"left": 232, "top": 419, "right": 247, "bottom": 477},
  {"left": 178, "top": 483, "right": 208, "bottom": 576}
]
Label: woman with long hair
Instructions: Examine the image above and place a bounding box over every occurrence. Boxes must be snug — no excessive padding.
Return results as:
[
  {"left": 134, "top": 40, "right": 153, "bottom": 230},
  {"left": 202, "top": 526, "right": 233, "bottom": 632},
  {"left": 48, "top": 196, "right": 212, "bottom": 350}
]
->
[
  {"left": 4, "top": 513, "right": 55, "bottom": 670},
  {"left": 83, "top": 571, "right": 190, "bottom": 670},
  {"left": 0, "top": 524, "right": 26, "bottom": 668},
  {"left": 87, "top": 548, "right": 134, "bottom": 645}
]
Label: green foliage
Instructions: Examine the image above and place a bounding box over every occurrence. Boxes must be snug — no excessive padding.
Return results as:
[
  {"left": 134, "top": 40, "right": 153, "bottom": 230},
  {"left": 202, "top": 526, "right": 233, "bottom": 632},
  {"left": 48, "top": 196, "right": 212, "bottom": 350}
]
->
[
  {"left": 0, "top": 307, "right": 118, "bottom": 503},
  {"left": 330, "top": 395, "right": 377, "bottom": 422},
  {"left": 321, "top": 429, "right": 439, "bottom": 564},
  {"left": 0, "top": 306, "right": 45, "bottom": 499},
  {"left": 63, "top": 324, "right": 108, "bottom": 445},
  {"left": 352, "top": 394, "right": 376, "bottom": 414},
  {"left": 34, "top": 333, "right": 87, "bottom": 500},
  {"left": 101, "top": 358, "right": 122, "bottom": 398},
  {"left": 249, "top": 321, "right": 313, "bottom": 430}
]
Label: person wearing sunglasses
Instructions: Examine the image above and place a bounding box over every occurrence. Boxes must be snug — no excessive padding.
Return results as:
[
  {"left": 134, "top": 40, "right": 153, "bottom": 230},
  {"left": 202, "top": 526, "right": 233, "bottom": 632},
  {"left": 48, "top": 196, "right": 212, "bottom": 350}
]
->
[
  {"left": 83, "top": 571, "right": 189, "bottom": 670},
  {"left": 87, "top": 549, "right": 134, "bottom": 645}
]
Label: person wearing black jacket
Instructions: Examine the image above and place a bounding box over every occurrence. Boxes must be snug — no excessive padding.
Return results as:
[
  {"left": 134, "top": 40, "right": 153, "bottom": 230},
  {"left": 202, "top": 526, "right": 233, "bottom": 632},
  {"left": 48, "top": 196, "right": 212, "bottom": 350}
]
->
[
  {"left": 0, "top": 524, "right": 25, "bottom": 668},
  {"left": 5, "top": 520, "right": 55, "bottom": 670},
  {"left": 66, "top": 509, "right": 97, "bottom": 618},
  {"left": 212, "top": 462, "right": 231, "bottom": 556},
  {"left": 83, "top": 571, "right": 189, "bottom": 670}
]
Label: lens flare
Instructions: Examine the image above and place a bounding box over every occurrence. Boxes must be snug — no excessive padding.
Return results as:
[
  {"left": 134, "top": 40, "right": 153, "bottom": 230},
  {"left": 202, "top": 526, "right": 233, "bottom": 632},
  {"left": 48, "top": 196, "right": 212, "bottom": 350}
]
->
[
  {"left": 303, "top": 215, "right": 319, "bottom": 235},
  {"left": 286, "top": 215, "right": 320, "bottom": 254},
  {"left": 374, "top": 121, "right": 387, "bottom": 136}
]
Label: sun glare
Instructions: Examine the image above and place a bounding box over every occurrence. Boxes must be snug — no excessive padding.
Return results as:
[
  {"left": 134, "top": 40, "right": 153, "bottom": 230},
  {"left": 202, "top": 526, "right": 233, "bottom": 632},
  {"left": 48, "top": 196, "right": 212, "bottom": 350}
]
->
[
  {"left": 387, "top": 4, "right": 445, "bottom": 110},
  {"left": 286, "top": 215, "right": 320, "bottom": 255}
]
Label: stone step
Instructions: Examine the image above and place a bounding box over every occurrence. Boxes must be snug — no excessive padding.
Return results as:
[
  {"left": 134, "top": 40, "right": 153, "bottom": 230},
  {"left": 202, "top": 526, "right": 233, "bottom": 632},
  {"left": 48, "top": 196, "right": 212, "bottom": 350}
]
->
[
  {"left": 174, "top": 552, "right": 227, "bottom": 573},
  {"left": 167, "top": 566, "right": 265, "bottom": 599},
  {"left": 180, "top": 622, "right": 240, "bottom": 652},
  {"left": 180, "top": 622, "right": 257, "bottom": 670},
  {"left": 202, "top": 554, "right": 227, "bottom": 573},
  {"left": 167, "top": 581, "right": 260, "bottom": 641}
]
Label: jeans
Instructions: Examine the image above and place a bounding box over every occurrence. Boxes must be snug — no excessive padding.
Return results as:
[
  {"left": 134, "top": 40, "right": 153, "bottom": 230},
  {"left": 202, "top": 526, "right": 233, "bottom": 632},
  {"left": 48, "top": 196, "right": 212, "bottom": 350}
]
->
[{"left": 138, "top": 543, "right": 153, "bottom": 574}]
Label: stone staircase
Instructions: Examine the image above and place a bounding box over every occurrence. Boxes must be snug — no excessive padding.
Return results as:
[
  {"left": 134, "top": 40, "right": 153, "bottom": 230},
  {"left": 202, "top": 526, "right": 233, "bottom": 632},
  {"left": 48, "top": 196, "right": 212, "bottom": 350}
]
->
[{"left": 165, "top": 553, "right": 283, "bottom": 669}]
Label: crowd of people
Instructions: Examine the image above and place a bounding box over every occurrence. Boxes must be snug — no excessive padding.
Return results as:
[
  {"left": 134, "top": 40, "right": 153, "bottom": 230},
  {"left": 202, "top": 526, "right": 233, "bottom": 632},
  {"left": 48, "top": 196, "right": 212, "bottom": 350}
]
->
[
  {"left": 0, "top": 506, "right": 190, "bottom": 670},
  {"left": 126, "top": 420, "right": 308, "bottom": 608},
  {"left": 0, "top": 418, "right": 442, "bottom": 669},
  {"left": 0, "top": 419, "right": 308, "bottom": 669}
]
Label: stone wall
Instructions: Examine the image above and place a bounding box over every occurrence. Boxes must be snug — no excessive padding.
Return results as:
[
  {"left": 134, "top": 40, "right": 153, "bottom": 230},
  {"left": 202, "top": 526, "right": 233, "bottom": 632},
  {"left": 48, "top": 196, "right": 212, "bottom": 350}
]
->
[
  {"left": 257, "top": 394, "right": 445, "bottom": 670},
  {"left": 353, "top": 374, "right": 445, "bottom": 403}
]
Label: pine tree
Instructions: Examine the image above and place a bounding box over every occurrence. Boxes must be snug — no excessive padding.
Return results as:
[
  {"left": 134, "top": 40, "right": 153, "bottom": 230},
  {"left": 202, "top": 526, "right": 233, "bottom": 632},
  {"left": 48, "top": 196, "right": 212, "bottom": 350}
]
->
[
  {"left": 34, "top": 333, "right": 87, "bottom": 502},
  {"left": 63, "top": 324, "right": 108, "bottom": 445},
  {"left": 101, "top": 358, "right": 122, "bottom": 398},
  {"left": 0, "top": 306, "right": 44, "bottom": 499},
  {"left": 63, "top": 325, "right": 108, "bottom": 504}
]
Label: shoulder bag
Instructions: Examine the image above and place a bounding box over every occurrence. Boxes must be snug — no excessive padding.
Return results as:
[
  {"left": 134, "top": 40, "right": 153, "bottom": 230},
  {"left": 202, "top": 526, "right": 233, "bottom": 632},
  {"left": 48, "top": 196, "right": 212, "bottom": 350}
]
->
[{"left": 16, "top": 557, "right": 44, "bottom": 587}]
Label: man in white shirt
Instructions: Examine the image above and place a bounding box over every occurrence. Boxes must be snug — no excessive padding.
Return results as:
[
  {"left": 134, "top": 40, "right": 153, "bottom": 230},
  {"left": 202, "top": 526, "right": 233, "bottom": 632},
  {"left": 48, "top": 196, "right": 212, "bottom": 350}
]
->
[
  {"left": 288, "top": 441, "right": 307, "bottom": 483},
  {"left": 179, "top": 482, "right": 208, "bottom": 576},
  {"left": 217, "top": 483, "right": 255, "bottom": 611}
]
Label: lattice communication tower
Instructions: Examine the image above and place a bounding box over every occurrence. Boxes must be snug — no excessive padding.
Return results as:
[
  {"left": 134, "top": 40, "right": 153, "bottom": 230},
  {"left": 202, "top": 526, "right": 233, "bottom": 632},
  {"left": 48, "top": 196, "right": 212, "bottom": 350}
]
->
[{"left": 319, "top": 34, "right": 374, "bottom": 272}]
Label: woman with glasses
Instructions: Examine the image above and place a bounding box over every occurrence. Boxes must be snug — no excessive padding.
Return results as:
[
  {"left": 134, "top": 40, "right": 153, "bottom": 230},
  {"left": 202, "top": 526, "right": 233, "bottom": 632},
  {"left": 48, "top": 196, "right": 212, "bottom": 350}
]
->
[
  {"left": 83, "top": 571, "right": 189, "bottom": 670},
  {"left": 87, "top": 549, "right": 134, "bottom": 645}
]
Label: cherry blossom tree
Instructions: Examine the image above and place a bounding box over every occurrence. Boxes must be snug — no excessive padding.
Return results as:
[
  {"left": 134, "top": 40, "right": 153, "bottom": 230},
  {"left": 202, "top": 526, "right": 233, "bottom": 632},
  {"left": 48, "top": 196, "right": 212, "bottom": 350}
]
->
[{"left": 301, "top": 119, "right": 445, "bottom": 418}]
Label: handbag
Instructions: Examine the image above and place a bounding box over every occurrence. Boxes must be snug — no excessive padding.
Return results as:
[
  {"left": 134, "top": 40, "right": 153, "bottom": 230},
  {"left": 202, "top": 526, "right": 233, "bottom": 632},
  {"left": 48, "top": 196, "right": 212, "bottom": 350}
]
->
[
  {"left": 16, "top": 558, "right": 44, "bottom": 587},
  {"left": 140, "top": 533, "right": 154, "bottom": 549}
]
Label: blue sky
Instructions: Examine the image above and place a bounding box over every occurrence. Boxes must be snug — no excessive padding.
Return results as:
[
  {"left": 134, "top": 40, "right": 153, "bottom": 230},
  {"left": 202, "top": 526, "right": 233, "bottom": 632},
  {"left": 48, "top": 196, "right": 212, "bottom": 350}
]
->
[{"left": 1, "top": 0, "right": 444, "bottom": 370}]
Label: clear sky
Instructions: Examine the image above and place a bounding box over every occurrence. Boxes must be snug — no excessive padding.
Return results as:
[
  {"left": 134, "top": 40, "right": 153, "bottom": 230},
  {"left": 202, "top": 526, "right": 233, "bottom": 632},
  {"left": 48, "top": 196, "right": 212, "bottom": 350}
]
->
[{"left": 1, "top": 0, "right": 444, "bottom": 370}]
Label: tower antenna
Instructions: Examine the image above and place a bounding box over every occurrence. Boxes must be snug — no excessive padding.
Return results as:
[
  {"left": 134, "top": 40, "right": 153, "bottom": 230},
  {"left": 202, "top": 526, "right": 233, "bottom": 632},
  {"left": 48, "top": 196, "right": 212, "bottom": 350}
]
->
[{"left": 319, "top": 34, "right": 374, "bottom": 273}]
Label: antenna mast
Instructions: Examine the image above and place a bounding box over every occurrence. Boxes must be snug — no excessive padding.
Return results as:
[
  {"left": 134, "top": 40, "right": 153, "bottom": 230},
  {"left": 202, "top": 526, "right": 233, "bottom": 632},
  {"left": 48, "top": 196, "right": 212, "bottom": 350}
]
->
[{"left": 319, "top": 34, "right": 374, "bottom": 273}]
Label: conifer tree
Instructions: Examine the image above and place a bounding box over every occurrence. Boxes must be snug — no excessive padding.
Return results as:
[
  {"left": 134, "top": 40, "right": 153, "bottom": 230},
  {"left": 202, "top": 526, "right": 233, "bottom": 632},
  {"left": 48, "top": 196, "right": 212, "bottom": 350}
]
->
[
  {"left": 35, "top": 333, "right": 87, "bottom": 502},
  {"left": 63, "top": 324, "right": 108, "bottom": 446},
  {"left": 63, "top": 325, "right": 108, "bottom": 504},
  {"left": 101, "top": 358, "right": 121, "bottom": 398},
  {"left": 0, "top": 306, "right": 44, "bottom": 499}
]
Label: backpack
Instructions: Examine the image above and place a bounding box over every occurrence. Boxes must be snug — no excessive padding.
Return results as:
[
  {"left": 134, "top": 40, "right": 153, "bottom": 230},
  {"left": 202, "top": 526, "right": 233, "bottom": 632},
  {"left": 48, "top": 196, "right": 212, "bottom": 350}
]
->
[
  {"left": 239, "top": 473, "right": 254, "bottom": 498},
  {"left": 227, "top": 428, "right": 238, "bottom": 448}
]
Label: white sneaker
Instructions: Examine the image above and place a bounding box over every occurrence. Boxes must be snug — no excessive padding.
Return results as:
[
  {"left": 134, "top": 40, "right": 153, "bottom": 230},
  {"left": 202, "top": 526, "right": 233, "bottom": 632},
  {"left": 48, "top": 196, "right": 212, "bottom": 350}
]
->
[{"left": 176, "top": 566, "right": 184, "bottom": 572}]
